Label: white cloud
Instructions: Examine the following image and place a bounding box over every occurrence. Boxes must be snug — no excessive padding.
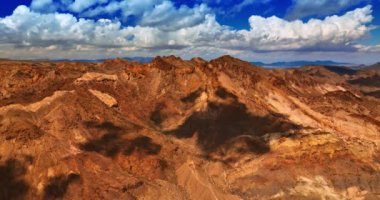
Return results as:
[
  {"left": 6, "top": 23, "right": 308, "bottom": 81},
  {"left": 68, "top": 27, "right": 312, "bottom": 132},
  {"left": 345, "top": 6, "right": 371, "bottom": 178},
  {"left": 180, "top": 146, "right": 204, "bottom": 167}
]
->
[
  {"left": 286, "top": 0, "right": 368, "bottom": 19},
  {"left": 231, "top": 0, "right": 271, "bottom": 12},
  {"left": 0, "top": 5, "right": 232, "bottom": 49},
  {"left": 354, "top": 44, "right": 380, "bottom": 52},
  {"left": 237, "top": 5, "right": 374, "bottom": 51},
  {"left": 0, "top": 6, "right": 131, "bottom": 48},
  {"left": 0, "top": 5, "right": 376, "bottom": 60},
  {"left": 30, "top": 0, "right": 211, "bottom": 31},
  {"left": 80, "top": 0, "right": 165, "bottom": 18},
  {"left": 139, "top": 2, "right": 210, "bottom": 31},
  {"left": 30, "top": 0, "right": 58, "bottom": 13},
  {"left": 69, "top": 0, "right": 108, "bottom": 13}
]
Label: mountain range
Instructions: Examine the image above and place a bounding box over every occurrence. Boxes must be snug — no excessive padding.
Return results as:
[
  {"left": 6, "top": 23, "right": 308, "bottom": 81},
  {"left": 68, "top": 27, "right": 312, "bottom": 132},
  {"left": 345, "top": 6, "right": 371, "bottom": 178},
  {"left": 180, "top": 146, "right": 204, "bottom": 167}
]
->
[
  {"left": 252, "top": 60, "right": 350, "bottom": 68},
  {"left": 0, "top": 56, "right": 380, "bottom": 199}
]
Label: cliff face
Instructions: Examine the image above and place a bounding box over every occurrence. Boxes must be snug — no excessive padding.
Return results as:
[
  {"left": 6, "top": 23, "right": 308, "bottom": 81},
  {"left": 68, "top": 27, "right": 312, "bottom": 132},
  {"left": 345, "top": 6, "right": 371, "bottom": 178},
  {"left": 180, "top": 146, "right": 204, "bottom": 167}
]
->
[{"left": 1, "top": 56, "right": 380, "bottom": 200}]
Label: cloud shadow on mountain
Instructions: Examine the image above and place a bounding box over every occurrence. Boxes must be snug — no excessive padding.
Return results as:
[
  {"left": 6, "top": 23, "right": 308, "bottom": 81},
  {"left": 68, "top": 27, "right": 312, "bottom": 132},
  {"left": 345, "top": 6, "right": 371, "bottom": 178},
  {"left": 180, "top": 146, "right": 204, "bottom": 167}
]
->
[
  {"left": 0, "top": 157, "right": 31, "bottom": 200},
  {"left": 167, "top": 87, "right": 303, "bottom": 156},
  {"left": 80, "top": 121, "right": 161, "bottom": 157}
]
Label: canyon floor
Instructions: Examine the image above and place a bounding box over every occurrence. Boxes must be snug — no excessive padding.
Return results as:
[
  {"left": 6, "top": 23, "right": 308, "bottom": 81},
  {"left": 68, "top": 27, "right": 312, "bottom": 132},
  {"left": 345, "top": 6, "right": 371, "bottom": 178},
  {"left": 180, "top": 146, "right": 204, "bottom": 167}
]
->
[{"left": 1, "top": 56, "right": 380, "bottom": 200}]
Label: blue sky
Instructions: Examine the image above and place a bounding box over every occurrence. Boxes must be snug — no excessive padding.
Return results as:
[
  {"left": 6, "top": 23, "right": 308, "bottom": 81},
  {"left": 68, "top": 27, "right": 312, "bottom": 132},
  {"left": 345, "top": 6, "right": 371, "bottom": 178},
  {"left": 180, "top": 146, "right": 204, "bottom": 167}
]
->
[{"left": 0, "top": 0, "right": 379, "bottom": 64}]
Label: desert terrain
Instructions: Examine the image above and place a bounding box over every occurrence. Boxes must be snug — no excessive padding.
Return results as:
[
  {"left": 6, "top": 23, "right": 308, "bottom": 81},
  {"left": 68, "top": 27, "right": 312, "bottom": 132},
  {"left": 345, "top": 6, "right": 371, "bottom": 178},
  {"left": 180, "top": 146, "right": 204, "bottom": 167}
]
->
[{"left": 1, "top": 56, "right": 380, "bottom": 200}]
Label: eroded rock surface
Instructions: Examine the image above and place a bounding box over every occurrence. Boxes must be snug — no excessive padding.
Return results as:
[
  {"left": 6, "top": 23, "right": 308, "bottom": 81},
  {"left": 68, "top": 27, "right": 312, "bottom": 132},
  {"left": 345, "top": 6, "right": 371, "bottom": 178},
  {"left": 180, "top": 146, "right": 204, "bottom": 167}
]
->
[{"left": 0, "top": 56, "right": 379, "bottom": 200}]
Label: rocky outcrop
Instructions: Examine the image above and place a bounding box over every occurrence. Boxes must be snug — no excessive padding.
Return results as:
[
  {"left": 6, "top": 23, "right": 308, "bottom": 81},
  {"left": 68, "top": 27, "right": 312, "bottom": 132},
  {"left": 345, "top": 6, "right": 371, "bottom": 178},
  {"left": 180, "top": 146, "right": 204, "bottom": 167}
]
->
[
  {"left": 88, "top": 89, "right": 118, "bottom": 108},
  {"left": 75, "top": 72, "right": 118, "bottom": 84}
]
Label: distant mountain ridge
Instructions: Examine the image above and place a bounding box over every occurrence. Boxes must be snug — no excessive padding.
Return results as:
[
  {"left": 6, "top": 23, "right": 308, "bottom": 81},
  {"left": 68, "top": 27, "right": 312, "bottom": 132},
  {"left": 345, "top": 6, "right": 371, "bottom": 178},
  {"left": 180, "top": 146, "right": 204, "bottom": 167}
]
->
[
  {"left": 51, "top": 57, "right": 154, "bottom": 63},
  {"left": 0, "top": 57, "right": 358, "bottom": 68},
  {"left": 252, "top": 60, "right": 350, "bottom": 68},
  {"left": 366, "top": 62, "right": 380, "bottom": 71}
]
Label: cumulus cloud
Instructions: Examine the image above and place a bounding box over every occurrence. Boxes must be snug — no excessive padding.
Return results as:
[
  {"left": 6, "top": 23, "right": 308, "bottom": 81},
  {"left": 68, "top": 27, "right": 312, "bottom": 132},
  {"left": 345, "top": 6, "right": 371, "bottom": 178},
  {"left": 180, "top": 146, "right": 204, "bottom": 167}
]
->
[
  {"left": 0, "top": 6, "right": 131, "bottom": 49},
  {"left": 238, "top": 5, "right": 374, "bottom": 51},
  {"left": 29, "top": 0, "right": 211, "bottom": 31},
  {"left": 0, "top": 5, "right": 232, "bottom": 50},
  {"left": 0, "top": 4, "right": 376, "bottom": 59},
  {"left": 82, "top": 0, "right": 166, "bottom": 17},
  {"left": 136, "top": 2, "right": 210, "bottom": 31},
  {"left": 286, "top": 0, "right": 369, "bottom": 19}
]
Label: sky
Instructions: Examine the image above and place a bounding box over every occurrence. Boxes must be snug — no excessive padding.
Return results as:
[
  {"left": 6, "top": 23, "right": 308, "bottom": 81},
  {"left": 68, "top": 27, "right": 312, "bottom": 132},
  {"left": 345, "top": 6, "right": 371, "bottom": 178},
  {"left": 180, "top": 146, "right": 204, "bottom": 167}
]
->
[{"left": 0, "top": 0, "right": 379, "bottom": 64}]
